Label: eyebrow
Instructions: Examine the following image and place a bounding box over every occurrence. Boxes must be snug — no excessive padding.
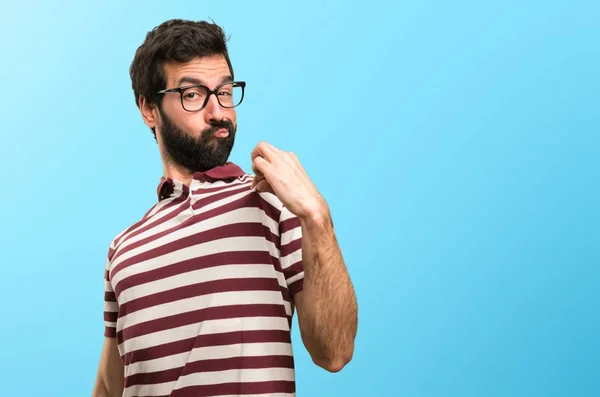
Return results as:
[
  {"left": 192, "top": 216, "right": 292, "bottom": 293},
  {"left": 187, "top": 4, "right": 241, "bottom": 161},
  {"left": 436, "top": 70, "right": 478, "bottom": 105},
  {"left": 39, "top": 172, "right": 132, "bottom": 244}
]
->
[{"left": 176, "top": 75, "right": 233, "bottom": 87}]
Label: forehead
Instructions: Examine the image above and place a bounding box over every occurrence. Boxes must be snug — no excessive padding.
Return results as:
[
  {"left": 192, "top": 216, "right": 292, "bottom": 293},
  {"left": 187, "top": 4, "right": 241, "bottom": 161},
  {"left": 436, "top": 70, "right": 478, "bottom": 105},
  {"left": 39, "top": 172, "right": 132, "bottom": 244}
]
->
[{"left": 163, "top": 55, "right": 231, "bottom": 87}]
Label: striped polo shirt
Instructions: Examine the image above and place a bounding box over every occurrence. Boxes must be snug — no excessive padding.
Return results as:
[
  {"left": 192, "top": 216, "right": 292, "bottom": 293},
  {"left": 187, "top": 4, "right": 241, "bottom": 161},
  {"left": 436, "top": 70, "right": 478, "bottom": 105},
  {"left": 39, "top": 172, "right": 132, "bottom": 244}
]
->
[{"left": 103, "top": 162, "right": 305, "bottom": 397}]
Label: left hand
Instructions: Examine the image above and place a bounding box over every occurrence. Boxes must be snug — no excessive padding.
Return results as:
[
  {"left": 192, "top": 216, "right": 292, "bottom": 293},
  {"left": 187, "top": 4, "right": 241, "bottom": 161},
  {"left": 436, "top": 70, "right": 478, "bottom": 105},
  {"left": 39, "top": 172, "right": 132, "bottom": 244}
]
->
[{"left": 251, "top": 141, "right": 328, "bottom": 220}]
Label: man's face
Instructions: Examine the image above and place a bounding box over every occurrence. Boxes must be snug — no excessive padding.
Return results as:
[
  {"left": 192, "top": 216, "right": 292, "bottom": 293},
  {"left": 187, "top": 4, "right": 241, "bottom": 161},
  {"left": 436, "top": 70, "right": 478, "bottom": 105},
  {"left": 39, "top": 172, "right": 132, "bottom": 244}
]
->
[{"left": 156, "top": 55, "right": 237, "bottom": 173}]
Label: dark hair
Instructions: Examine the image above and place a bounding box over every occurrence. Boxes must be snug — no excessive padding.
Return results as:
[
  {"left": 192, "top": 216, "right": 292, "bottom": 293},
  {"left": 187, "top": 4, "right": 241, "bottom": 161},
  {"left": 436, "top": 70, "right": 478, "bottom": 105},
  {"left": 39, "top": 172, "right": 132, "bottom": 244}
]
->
[{"left": 129, "top": 19, "right": 234, "bottom": 138}]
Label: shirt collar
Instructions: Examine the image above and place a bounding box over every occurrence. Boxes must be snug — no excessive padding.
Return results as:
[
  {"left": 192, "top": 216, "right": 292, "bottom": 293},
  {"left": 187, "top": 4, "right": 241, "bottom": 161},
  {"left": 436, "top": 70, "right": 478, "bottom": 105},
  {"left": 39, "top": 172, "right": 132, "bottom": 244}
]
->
[
  {"left": 157, "top": 162, "right": 246, "bottom": 202},
  {"left": 199, "top": 162, "right": 245, "bottom": 181}
]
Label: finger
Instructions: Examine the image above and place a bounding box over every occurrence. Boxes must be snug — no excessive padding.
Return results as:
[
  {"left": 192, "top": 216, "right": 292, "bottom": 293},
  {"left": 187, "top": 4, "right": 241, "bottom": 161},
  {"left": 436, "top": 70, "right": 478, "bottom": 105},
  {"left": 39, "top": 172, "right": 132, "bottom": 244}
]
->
[
  {"left": 252, "top": 156, "right": 272, "bottom": 171},
  {"left": 251, "top": 174, "right": 264, "bottom": 189},
  {"left": 261, "top": 141, "right": 284, "bottom": 155},
  {"left": 251, "top": 141, "right": 281, "bottom": 164},
  {"left": 250, "top": 155, "right": 267, "bottom": 188},
  {"left": 251, "top": 158, "right": 265, "bottom": 178},
  {"left": 250, "top": 163, "right": 261, "bottom": 188},
  {"left": 252, "top": 155, "right": 272, "bottom": 175},
  {"left": 281, "top": 151, "right": 308, "bottom": 179},
  {"left": 289, "top": 152, "right": 309, "bottom": 178},
  {"left": 280, "top": 151, "right": 296, "bottom": 167},
  {"left": 254, "top": 179, "right": 274, "bottom": 194},
  {"left": 288, "top": 151, "right": 300, "bottom": 165}
]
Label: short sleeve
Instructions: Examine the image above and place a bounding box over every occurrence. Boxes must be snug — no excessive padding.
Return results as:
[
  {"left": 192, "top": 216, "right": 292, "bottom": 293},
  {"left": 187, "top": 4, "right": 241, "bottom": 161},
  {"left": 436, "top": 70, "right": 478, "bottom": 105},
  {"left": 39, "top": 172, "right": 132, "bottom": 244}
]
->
[
  {"left": 103, "top": 258, "right": 119, "bottom": 338},
  {"left": 279, "top": 207, "right": 304, "bottom": 298}
]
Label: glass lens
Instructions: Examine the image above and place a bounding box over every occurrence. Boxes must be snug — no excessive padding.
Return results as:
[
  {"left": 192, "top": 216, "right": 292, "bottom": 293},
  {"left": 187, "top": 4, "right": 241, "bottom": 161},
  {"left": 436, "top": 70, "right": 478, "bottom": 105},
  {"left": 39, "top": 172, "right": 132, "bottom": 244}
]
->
[
  {"left": 182, "top": 86, "right": 209, "bottom": 111},
  {"left": 216, "top": 83, "right": 243, "bottom": 108},
  {"left": 181, "top": 83, "right": 243, "bottom": 111}
]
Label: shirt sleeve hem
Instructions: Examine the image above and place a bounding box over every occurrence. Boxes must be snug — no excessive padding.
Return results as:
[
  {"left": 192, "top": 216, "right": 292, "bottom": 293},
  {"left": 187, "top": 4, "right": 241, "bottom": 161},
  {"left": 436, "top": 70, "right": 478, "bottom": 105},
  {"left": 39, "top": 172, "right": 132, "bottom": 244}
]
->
[
  {"left": 104, "top": 327, "right": 117, "bottom": 338},
  {"left": 289, "top": 279, "right": 304, "bottom": 299}
]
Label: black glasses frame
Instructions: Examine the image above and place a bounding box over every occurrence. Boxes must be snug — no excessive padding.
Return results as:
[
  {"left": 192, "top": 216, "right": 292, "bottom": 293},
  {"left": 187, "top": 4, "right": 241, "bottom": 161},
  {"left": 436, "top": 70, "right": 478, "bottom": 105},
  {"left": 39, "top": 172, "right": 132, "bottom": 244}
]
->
[{"left": 157, "top": 81, "right": 246, "bottom": 112}]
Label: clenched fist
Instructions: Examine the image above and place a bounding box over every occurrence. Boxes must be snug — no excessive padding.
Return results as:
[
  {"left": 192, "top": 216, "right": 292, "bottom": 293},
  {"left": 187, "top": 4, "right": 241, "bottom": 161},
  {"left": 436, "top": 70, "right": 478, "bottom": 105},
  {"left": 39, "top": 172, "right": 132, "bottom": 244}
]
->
[{"left": 251, "top": 141, "right": 328, "bottom": 221}]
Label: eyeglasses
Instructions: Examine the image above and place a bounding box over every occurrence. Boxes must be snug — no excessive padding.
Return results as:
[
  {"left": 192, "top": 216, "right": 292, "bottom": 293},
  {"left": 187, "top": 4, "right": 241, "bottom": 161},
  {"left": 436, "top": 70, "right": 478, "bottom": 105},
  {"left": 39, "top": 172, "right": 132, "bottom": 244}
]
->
[{"left": 157, "top": 81, "right": 246, "bottom": 112}]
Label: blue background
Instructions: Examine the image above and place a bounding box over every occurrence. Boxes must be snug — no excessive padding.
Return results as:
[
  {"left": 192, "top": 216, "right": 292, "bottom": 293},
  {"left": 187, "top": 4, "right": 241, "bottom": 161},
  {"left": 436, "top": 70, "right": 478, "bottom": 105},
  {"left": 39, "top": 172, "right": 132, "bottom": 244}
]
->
[{"left": 0, "top": 1, "right": 598, "bottom": 396}]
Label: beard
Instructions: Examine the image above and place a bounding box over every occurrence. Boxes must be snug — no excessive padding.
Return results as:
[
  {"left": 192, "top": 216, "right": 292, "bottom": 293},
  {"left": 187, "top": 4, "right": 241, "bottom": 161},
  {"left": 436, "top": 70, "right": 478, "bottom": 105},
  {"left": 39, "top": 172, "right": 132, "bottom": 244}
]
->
[{"left": 158, "top": 107, "right": 236, "bottom": 173}]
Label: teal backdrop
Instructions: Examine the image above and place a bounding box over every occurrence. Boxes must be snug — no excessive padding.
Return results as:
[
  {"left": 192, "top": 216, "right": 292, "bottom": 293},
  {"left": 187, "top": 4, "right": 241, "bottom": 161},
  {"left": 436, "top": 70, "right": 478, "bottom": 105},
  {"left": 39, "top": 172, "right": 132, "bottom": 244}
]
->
[{"left": 0, "top": 1, "right": 598, "bottom": 396}]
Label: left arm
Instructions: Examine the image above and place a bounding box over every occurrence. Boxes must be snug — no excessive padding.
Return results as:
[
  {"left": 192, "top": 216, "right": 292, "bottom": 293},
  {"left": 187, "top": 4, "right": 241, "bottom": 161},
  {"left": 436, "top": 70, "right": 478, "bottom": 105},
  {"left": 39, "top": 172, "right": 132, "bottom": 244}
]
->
[
  {"left": 294, "top": 206, "right": 357, "bottom": 372},
  {"left": 251, "top": 141, "right": 358, "bottom": 373}
]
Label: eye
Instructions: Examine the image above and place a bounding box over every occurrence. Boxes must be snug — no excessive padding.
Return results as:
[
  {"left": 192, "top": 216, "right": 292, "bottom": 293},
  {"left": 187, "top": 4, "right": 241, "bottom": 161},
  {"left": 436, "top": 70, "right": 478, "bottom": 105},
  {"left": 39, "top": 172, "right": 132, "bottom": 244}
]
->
[{"left": 183, "top": 87, "right": 206, "bottom": 101}]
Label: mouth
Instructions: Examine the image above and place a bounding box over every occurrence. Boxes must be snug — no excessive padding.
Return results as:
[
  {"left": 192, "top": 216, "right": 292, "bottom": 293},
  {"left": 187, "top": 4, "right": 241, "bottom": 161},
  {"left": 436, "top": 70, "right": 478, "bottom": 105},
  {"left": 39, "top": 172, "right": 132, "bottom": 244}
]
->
[{"left": 214, "top": 128, "right": 229, "bottom": 138}]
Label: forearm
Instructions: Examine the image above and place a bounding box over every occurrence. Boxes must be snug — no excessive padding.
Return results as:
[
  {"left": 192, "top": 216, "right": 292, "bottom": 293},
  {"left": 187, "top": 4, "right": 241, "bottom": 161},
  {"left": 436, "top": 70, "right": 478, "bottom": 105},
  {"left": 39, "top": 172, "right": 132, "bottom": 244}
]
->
[
  {"left": 92, "top": 338, "right": 124, "bottom": 397},
  {"left": 92, "top": 381, "right": 122, "bottom": 397},
  {"left": 297, "top": 207, "right": 358, "bottom": 372}
]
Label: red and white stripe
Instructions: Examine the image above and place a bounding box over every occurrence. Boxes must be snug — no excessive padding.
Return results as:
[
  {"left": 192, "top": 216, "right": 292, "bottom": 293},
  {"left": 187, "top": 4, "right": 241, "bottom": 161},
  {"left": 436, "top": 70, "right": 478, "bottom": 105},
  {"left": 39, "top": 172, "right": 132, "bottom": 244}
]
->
[{"left": 103, "top": 171, "right": 304, "bottom": 397}]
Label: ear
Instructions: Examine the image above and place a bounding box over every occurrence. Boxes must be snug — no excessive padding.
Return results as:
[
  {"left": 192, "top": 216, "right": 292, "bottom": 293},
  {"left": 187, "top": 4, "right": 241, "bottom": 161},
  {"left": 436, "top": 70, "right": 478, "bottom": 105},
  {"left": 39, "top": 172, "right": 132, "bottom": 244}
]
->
[{"left": 139, "top": 96, "right": 159, "bottom": 129}]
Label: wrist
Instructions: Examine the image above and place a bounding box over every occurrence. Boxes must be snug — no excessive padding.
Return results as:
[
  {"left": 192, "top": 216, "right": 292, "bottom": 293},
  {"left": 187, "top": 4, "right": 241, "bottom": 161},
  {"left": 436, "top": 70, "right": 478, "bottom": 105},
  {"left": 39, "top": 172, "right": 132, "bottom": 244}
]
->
[{"left": 300, "top": 198, "right": 331, "bottom": 229}]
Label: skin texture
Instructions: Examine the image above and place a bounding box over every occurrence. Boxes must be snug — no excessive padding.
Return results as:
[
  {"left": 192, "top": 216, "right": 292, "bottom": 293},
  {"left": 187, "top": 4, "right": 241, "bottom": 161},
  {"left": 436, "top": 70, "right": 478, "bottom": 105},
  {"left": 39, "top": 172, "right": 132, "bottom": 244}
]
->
[
  {"left": 91, "top": 338, "right": 123, "bottom": 397},
  {"left": 141, "top": 55, "right": 238, "bottom": 185},
  {"left": 92, "top": 54, "right": 357, "bottom": 396},
  {"left": 251, "top": 143, "right": 358, "bottom": 372}
]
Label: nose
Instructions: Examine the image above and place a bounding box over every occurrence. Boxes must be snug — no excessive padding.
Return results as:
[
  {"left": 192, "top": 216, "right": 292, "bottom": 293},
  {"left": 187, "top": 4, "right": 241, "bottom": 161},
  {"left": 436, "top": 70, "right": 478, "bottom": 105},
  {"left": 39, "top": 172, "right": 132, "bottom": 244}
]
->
[{"left": 204, "top": 93, "right": 225, "bottom": 122}]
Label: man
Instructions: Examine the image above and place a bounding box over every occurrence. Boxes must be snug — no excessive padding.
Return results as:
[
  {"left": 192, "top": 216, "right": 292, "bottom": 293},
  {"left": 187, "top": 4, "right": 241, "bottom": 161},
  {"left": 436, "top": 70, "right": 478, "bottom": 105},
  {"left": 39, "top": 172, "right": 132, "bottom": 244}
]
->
[{"left": 92, "top": 19, "right": 358, "bottom": 397}]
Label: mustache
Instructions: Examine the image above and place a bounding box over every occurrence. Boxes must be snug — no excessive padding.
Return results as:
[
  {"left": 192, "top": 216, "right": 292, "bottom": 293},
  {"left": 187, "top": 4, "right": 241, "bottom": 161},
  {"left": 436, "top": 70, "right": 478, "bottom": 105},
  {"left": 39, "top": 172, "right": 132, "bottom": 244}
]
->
[{"left": 201, "top": 120, "right": 236, "bottom": 139}]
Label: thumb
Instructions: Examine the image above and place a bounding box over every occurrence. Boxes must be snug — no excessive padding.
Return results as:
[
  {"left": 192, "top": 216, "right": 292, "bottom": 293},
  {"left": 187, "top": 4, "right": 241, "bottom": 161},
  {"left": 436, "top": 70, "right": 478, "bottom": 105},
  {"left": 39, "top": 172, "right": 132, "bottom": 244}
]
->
[{"left": 255, "top": 179, "right": 274, "bottom": 194}]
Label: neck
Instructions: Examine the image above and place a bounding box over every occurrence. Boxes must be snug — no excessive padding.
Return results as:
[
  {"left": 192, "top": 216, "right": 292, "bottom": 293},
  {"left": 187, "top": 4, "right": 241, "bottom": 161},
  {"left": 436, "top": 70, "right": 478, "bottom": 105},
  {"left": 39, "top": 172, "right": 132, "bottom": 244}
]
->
[{"left": 162, "top": 157, "right": 194, "bottom": 186}]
